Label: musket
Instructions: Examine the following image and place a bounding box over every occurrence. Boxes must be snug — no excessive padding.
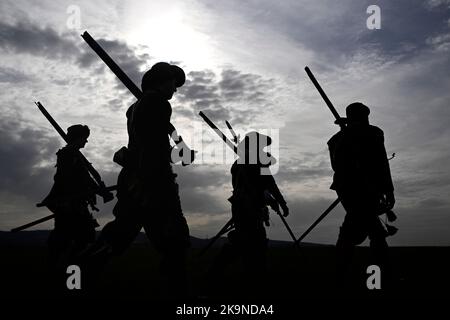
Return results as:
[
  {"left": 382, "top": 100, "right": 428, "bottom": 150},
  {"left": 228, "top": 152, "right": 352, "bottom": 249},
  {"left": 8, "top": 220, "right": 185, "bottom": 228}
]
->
[
  {"left": 81, "top": 31, "right": 142, "bottom": 99},
  {"left": 197, "top": 218, "right": 235, "bottom": 257},
  {"left": 199, "top": 111, "right": 298, "bottom": 246},
  {"left": 81, "top": 31, "right": 194, "bottom": 165},
  {"left": 11, "top": 184, "right": 118, "bottom": 233},
  {"left": 35, "top": 101, "right": 114, "bottom": 203}
]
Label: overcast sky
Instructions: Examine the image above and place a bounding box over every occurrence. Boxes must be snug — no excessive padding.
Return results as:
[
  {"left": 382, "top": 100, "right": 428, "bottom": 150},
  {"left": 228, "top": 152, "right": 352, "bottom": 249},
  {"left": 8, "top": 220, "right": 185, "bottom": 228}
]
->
[{"left": 1, "top": 0, "right": 449, "bottom": 246}]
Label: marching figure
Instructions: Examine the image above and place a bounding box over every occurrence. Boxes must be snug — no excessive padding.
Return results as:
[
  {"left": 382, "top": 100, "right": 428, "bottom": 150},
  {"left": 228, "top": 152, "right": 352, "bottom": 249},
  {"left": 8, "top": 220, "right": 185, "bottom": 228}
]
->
[
  {"left": 87, "top": 62, "right": 193, "bottom": 297},
  {"left": 207, "top": 132, "right": 289, "bottom": 297},
  {"left": 39, "top": 124, "right": 99, "bottom": 286},
  {"left": 327, "top": 102, "right": 396, "bottom": 288}
]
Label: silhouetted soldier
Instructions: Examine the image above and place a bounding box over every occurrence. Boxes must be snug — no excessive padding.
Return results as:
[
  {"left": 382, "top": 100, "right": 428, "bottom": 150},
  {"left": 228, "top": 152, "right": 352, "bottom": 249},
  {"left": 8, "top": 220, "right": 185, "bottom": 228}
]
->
[
  {"left": 208, "top": 132, "right": 289, "bottom": 297},
  {"left": 327, "top": 102, "right": 395, "bottom": 288},
  {"left": 88, "top": 62, "right": 191, "bottom": 297},
  {"left": 39, "top": 124, "right": 99, "bottom": 283}
]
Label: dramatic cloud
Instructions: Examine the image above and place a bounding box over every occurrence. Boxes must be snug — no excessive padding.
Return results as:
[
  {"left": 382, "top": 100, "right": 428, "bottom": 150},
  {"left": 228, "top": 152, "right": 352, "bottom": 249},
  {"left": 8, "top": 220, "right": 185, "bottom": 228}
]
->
[
  {"left": 176, "top": 67, "right": 278, "bottom": 127},
  {"left": 78, "top": 37, "right": 152, "bottom": 89},
  {"left": 0, "top": 20, "right": 151, "bottom": 94},
  {"left": 1, "top": 0, "right": 449, "bottom": 246},
  {"left": 0, "top": 67, "right": 33, "bottom": 83},
  {"left": 0, "top": 21, "right": 79, "bottom": 60},
  {"left": 0, "top": 115, "right": 59, "bottom": 197}
]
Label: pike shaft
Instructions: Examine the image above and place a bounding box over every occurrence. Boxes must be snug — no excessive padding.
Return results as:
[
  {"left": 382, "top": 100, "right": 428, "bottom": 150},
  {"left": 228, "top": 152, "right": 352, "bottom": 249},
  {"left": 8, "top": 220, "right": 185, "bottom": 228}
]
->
[
  {"left": 199, "top": 112, "right": 238, "bottom": 154},
  {"left": 296, "top": 198, "right": 341, "bottom": 244},
  {"left": 35, "top": 101, "right": 103, "bottom": 185},
  {"left": 81, "top": 31, "right": 142, "bottom": 99},
  {"left": 11, "top": 214, "right": 55, "bottom": 233},
  {"left": 305, "top": 67, "right": 342, "bottom": 122}
]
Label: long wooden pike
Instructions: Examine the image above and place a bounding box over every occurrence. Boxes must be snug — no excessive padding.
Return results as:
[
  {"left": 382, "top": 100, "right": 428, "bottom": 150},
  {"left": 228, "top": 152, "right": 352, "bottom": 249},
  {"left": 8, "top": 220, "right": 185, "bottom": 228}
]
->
[
  {"left": 81, "top": 31, "right": 142, "bottom": 99},
  {"left": 295, "top": 198, "right": 341, "bottom": 244},
  {"left": 304, "top": 67, "right": 344, "bottom": 128},
  {"left": 293, "top": 66, "right": 344, "bottom": 243},
  {"left": 199, "top": 112, "right": 238, "bottom": 154},
  {"left": 11, "top": 185, "right": 117, "bottom": 233},
  {"left": 11, "top": 214, "right": 55, "bottom": 233}
]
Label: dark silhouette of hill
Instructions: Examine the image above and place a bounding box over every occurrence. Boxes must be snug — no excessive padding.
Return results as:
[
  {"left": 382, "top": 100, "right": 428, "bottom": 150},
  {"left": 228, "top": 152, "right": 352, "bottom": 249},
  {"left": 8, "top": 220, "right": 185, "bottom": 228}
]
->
[
  {"left": 1, "top": 230, "right": 449, "bottom": 301},
  {"left": 0, "top": 230, "right": 329, "bottom": 248}
]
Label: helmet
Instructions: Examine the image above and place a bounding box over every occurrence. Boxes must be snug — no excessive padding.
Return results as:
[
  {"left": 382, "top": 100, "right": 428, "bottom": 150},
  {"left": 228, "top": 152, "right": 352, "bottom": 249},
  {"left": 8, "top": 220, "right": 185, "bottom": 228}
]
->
[{"left": 141, "top": 62, "right": 186, "bottom": 92}]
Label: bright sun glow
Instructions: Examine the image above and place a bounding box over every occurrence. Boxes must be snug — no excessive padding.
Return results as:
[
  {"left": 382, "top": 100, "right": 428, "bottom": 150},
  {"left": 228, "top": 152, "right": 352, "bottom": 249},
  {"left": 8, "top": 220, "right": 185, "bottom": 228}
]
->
[{"left": 124, "top": 2, "right": 216, "bottom": 70}]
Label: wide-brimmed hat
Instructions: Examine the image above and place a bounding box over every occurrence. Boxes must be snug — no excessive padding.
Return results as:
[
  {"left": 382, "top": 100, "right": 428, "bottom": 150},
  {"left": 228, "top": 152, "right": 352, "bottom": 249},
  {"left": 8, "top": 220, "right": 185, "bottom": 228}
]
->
[{"left": 237, "top": 131, "right": 276, "bottom": 166}]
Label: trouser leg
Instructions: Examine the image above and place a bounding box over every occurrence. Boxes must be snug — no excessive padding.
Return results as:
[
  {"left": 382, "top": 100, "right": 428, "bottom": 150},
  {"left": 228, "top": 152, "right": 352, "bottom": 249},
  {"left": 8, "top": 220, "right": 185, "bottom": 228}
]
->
[
  {"left": 159, "top": 247, "right": 188, "bottom": 298},
  {"left": 206, "top": 241, "right": 240, "bottom": 297},
  {"left": 335, "top": 228, "right": 356, "bottom": 289},
  {"left": 368, "top": 219, "right": 390, "bottom": 289},
  {"left": 209, "top": 242, "right": 239, "bottom": 275},
  {"left": 237, "top": 225, "right": 268, "bottom": 298},
  {"left": 335, "top": 193, "right": 375, "bottom": 290},
  {"left": 47, "top": 228, "right": 72, "bottom": 293},
  {"left": 143, "top": 198, "right": 190, "bottom": 298},
  {"left": 79, "top": 200, "right": 142, "bottom": 291}
]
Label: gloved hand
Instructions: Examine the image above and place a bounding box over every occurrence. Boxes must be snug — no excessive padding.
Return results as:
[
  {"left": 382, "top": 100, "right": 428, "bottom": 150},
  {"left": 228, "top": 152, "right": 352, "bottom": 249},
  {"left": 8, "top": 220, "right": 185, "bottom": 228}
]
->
[
  {"left": 280, "top": 202, "right": 289, "bottom": 217},
  {"left": 334, "top": 118, "right": 348, "bottom": 127},
  {"left": 386, "top": 210, "right": 397, "bottom": 222},
  {"left": 98, "top": 181, "right": 114, "bottom": 203},
  {"left": 101, "top": 191, "right": 114, "bottom": 203},
  {"left": 88, "top": 200, "right": 100, "bottom": 212},
  {"left": 262, "top": 207, "right": 270, "bottom": 226},
  {"left": 385, "top": 191, "right": 395, "bottom": 210},
  {"left": 113, "top": 146, "right": 128, "bottom": 167}
]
